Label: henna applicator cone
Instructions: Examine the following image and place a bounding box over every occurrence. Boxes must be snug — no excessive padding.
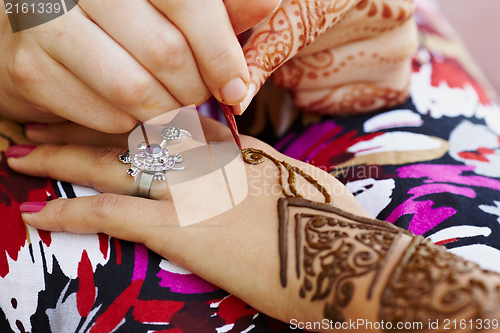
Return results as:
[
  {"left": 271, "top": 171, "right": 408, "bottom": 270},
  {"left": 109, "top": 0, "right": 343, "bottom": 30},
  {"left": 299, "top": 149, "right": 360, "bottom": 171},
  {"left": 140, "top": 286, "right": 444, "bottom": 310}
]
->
[{"left": 219, "top": 102, "right": 242, "bottom": 151}]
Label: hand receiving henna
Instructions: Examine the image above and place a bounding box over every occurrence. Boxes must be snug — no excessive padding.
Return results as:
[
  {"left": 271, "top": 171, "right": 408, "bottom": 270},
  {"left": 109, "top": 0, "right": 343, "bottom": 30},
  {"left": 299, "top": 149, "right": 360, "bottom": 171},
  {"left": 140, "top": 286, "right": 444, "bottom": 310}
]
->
[
  {"left": 7, "top": 116, "right": 369, "bottom": 325},
  {"left": 7, "top": 116, "right": 500, "bottom": 331},
  {"left": 236, "top": 0, "right": 418, "bottom": 115}
]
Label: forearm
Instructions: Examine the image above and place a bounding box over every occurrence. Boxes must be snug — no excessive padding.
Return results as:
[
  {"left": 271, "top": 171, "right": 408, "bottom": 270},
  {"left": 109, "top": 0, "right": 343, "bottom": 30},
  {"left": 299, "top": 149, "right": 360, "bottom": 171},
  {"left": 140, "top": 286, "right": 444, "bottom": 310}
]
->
[{"left": 278, "top": 203, "right": 500, "bottom": 332}]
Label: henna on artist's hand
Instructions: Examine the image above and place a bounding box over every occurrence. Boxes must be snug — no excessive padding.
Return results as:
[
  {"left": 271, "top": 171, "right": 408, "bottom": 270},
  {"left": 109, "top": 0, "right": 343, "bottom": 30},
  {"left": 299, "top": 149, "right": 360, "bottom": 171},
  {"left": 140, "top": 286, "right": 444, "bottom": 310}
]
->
[
  {"left": 243, "top": 0, "right": 358, "bottom": 87},
  {"left": 242, "top": 0, "right": 418, "bottom": 115}
]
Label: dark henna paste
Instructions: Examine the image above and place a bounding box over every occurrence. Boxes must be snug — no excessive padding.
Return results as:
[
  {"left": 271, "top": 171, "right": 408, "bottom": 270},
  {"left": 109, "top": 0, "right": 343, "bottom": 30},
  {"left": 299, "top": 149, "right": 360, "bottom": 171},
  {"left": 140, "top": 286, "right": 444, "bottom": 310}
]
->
[
  {"left": 278, "top": 197, "right": 408, "bottom": 322},
  {"left": 243, "top": 148, "right": 500, "bottom": 328},
  {"left": 242, "top": 148, "right": 332, "bottom": 204},
  {"left": 380, "top": 237, "right": 500, "bottom": 331}
]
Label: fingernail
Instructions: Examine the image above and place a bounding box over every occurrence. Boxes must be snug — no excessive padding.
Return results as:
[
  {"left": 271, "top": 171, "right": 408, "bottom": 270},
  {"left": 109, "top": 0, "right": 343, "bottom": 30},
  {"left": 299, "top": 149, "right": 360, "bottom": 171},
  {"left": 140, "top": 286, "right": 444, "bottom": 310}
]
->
[
  {"left": 220, "top": 78, "right": 248, "bottom": 105},
  {"left": 232, "top": 83, "right": 257, "bottom": 115},
  {"left": 20, "top": 202, "right": 47, "bottom": 213},
  {"left": 5, "top": 145, "right": 36, "bottom": 158},
  {"left": 25, "top": 122, "right": 47, "bottom": 130},
  {"left": 272, "top": 0, "right": 283, "bottom": 13}
]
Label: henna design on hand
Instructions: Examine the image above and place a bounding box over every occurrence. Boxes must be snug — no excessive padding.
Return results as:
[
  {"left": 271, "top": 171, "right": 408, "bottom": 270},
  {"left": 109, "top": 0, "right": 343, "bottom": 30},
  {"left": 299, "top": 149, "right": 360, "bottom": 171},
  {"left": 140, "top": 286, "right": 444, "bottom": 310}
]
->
[
  {"left": 243, "top": 148, "right": 500, "bottom": 328},
  {"left": 243, "top": 0, "right": 358, "bottom": 88},
  {"left": 273, "top": 15, "right": 418, "bottom": 92},
  {"left": 246, "top": 0, "right": 417, "bottom": 115},
  {"left": 242, "top": 148, "right": 332, "bottom": 204},
  {"left": 278, "top": 197, "right": 409, "bottom": 322},
  {"left": 381, "top": 237, "right": 500, "bottom": 331}
]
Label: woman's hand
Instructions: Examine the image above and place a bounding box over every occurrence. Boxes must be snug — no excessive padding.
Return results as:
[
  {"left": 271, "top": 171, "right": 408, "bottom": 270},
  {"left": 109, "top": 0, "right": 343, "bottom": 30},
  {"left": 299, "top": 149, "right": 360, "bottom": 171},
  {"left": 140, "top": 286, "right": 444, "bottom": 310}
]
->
[
  {"left": 7, "top": 117, "right": 500, "bottom": 330},
  {"left": 271, "top": 0, "right": 418, "bottom": 114},
  {"left": 235, "top": 0, "right": 418, "bottom": 115},
  {"left": 6, "top": 115, "right": 371, "bottom": 325},
  {"left": 0, "top": 0, "right": 279, "bottom": 132}
]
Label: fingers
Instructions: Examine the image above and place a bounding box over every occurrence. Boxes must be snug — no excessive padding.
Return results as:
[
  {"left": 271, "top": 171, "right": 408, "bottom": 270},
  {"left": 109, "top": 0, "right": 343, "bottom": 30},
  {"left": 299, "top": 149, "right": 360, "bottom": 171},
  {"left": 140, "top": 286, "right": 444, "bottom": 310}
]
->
[
  {"left": 78, "top": 0, "right": 211, "bottom": 107},
  {"left": 149, "top": 0, "right": 251, "bottom": 106},
  {"left": 78, "top": 0, "right": 280, "bottom": 108},
  {"left": 273, "top": 18, "right": 418, "bottom": 91},
  {"left": 25, "top": 121, "right": 130, "bottom": 148},
  {"left": 20, "top": 194, "right": 172, "bottom": 247},
  {"left": 225, "top": 0, "right": 281, "bottom": 34},
  {"left": 7, "top": 145, "right": 141, "bottom": 196},
  {"left": 8, "top": 124, "right": 230, "bottom": 200},
  {"left": 235, "top": 0, "right": 361, "bottom": 114},
  {"left": 25, "top": 114, "right": 234, "bottom": 146},
  {"left": 38, "top": 6, "right": 182, "bottom": 123},
  {"left": 7, "top": 35, "right": 137, "bottom": 133}
]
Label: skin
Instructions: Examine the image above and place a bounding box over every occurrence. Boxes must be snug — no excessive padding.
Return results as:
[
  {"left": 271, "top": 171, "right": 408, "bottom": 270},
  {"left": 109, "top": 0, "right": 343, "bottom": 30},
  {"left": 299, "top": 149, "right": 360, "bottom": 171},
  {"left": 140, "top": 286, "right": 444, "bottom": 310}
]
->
[
  {"left": 241, "top": 0, "right": 418, "bottom": 115},
  {"left": 21, "top": 0, "right": 418, "bottom": 146},
  {"left": 7, "top": 116, "right": 367, "bottom": 323},
  {"left": 7, "top": 117, "right": 500, "bottom": 331},
  {"left": 0, "top": 0, "right": 418, "bottom": 133},
  {"left": 0, "top": 0, "right": 280, "bottom": 131}
]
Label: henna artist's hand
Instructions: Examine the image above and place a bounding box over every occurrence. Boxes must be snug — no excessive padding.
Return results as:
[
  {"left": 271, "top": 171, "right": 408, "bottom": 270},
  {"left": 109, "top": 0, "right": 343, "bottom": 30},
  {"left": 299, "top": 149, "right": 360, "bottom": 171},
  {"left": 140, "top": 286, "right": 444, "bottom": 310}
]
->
[
  {"left": 235, "top": 0, "right": 418, "bottom": 115},
  {"left": 7, "top": 117, "right": 500, "bottom": 331},
  {"left": 0, "top": 0, "right": 279, "bottom": 131}
]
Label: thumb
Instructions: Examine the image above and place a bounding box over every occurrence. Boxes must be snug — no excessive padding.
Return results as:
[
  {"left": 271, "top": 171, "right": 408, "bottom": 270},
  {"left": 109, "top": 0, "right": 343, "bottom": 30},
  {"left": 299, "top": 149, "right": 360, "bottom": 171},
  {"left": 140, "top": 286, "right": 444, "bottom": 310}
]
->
[{"left": 233, "top": 0, "right": 361, "bottom": 114}]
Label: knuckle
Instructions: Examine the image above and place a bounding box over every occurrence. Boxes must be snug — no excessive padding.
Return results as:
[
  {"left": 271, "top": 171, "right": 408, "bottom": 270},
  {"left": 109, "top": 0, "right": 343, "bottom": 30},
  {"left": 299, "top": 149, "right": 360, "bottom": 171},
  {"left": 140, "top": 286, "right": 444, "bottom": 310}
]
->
[
  {"left": 145, "top": 30, "right": 188, "bottom": 71},
  {"left": 100, "top": 113, "right": 137, "bottom": 134},
  {"left": 92, "top": 146, "right": 123, "bottom": 170},
  {"left": 54, "top": 198, "right": 70, "bottom": 220},
  {"left": 8, "top": 50, "right": 40, "bottom": 87},
  {"left": 91, "top": 193, "right": 119, "bottom": 220},
  {"left": 188, "top": 89, "right": 211, "bottom": 106},
  {"left": 109, "top": 75, "right": 152, "bottom": 108}
]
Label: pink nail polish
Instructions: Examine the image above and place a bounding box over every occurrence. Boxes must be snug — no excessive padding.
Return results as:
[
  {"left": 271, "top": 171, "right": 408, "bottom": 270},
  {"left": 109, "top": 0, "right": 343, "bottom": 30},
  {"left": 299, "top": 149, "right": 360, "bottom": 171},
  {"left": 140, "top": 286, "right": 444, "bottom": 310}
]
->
[
  {"left": 20, "top": 202, "right": 47, "bottom": 213},
  {"left": 5, "top": 145, "right": 36, "bottom": 158},
  {"left": 25, "top": 122, "right": 47, "bottom": 130}
]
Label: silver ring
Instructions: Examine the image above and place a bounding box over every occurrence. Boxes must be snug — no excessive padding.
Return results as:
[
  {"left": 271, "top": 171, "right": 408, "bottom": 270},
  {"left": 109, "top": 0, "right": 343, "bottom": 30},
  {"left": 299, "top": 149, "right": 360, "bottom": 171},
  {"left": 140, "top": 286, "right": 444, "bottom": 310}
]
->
[
  {"left": 160, "top": 126, "right": 192, "bottom": 146},
  {"left": 119, "top": 140, "right": 185, "bottom": 198}
]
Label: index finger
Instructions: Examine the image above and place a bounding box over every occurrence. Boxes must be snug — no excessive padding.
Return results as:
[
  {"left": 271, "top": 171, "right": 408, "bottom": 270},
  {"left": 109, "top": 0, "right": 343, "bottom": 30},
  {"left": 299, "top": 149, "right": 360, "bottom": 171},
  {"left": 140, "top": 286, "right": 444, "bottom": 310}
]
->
[{"left": 150, "top": 0, "right": 250, "bottom": 106}]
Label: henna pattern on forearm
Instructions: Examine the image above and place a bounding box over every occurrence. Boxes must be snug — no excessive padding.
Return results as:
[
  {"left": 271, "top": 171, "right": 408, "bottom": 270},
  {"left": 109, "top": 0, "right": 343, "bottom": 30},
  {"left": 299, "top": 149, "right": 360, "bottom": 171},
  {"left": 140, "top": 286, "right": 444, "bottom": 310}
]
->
[
  {"left": 243, "top": 148, "right": 500, "bottom": 330},
  {"left": 278, "top": 197, "right": 410, "bottom": 322},
  {"left": 381, "top": 237, "right": 500, "bottom": 331},
  {"left": 251, "top": 0, "right": 417, "bottom": 115},
  {"left": 272, "top": 0, "right": 416, "bottom": 91}
]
